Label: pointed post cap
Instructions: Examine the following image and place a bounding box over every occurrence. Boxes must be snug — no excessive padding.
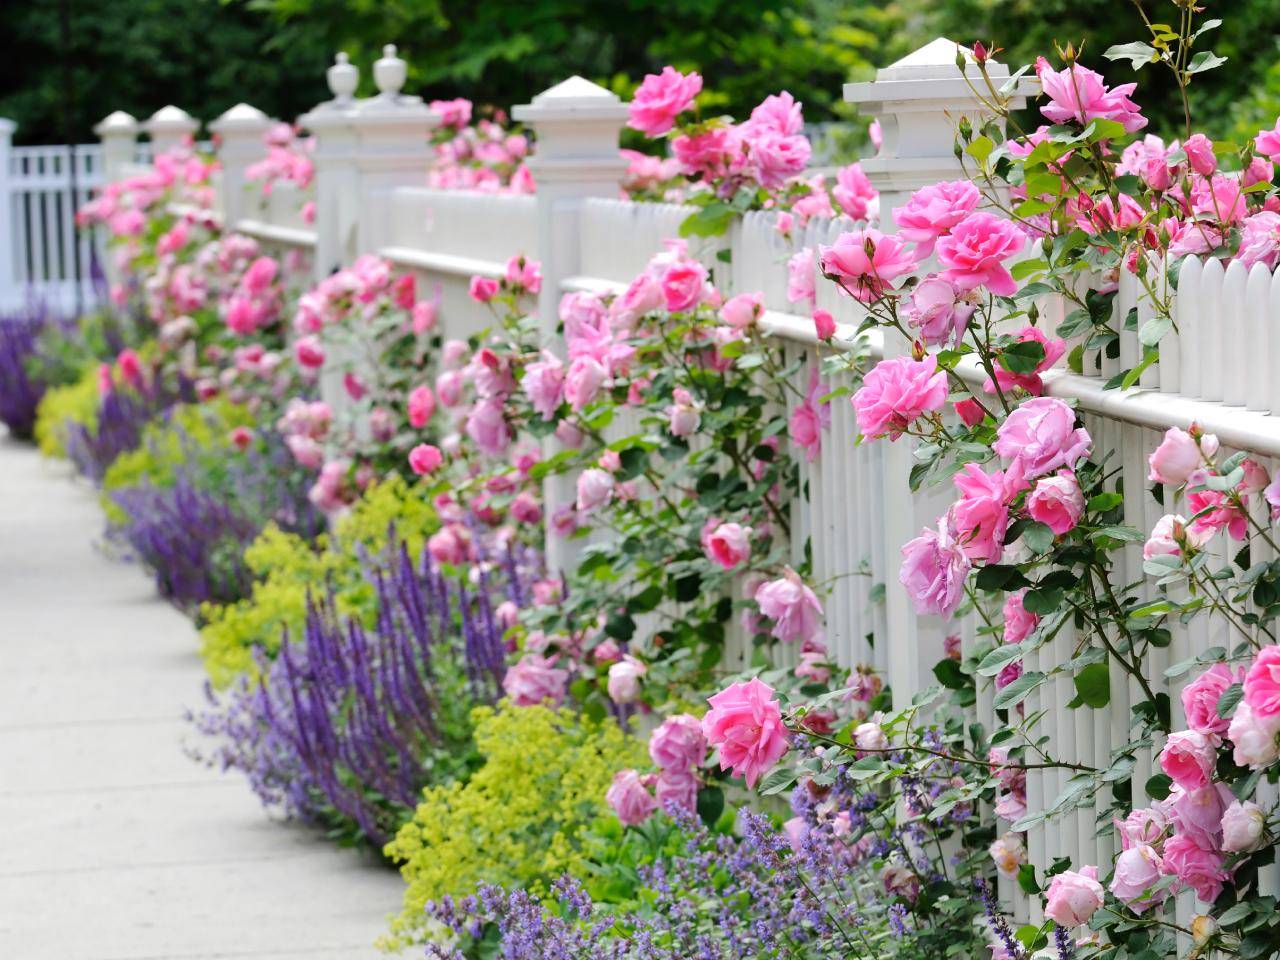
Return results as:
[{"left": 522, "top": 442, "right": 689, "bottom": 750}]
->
[
  {"left": 209, "top": 102, "right": 271, "bottom": 135},
  {"left": 327, "top": 52, "right": 359, "bottom": 104},
  {"left": 94, "top": 110, "right": 139, "bottom": 137},
  {"left": 512, "top": 76, "right": 629, "bottom": 124},
  {"left": 144, "top": 105, "right": 199, "bottom": 137},
  {"left": 846, "top": 38, "right": 1035, "bottom": 108}
]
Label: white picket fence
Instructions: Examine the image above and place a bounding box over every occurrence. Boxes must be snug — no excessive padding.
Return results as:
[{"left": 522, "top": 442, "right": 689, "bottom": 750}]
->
[{"left": 82, "top": 38, "right": 1280, "bottom": 924}]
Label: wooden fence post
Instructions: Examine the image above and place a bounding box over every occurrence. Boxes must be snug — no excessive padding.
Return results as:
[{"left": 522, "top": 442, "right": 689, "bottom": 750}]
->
[
  {"left": 143, "top": 106, "right": 199, "bottom": 155},
  {"left": 93, "top": 111, "right": 138, "bottom": 182},
  {"left": 0, "top": 118, "right": 16, "bottom": 310},
  {"left": 299, "top": 53, "right": 361, "bottom": 282},
  {"left": 209, "top": 103, "right": 272, "bottom": 231}
]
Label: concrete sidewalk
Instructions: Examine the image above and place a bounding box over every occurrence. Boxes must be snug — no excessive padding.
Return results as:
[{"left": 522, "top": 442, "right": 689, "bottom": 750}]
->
[{"left": 0, "top": 437, "right": 403, "bottom": 959}]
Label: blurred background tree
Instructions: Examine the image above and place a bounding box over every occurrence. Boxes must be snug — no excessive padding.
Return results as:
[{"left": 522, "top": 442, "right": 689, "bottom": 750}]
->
[{"left": 1, "top": 0, "right": 1276, "bottom": 146}]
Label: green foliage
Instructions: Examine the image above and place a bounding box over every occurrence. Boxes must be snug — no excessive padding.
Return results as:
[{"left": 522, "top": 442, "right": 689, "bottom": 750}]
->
[
  {"left": 33, "top": 366, "right": 99, "bottom": 458},
  {"left": 197, "top": 474, "right": 437, "bottom": 685},
  {"left": 381, "top": 702, "right": 647, "bottom": 948}
]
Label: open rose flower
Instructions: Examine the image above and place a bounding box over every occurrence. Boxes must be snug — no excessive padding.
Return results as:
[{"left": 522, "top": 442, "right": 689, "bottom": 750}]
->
[
  {"left": 606, "top": 769, "right": 657, "bottom": 826},
  {"left": 1035, "top": 58, "right": 1147, "bottom": 134},
  {"left": 754, "top": 568, "right": 823, "bottom": 643},
  {"left": 501, "top": 653, "right": 568, "bottom": 706},
  {"left": 852, "top": 355, "right": 948, "bottom": 440},
  {"left": 819, "top": 228, "right": 918, "bottom": 303},
  {"left": 992, "top": 397, "right": 1091, "bottom": 478},
  {"left": 1045, "top": 867, "right": 1104, "bottom": 928},
  {"left": 893, "top": 180, "right": 981, "bottom": 257},
  {"left": 705, "top": 521, "right": 752, "bottom": 569},
  {"left": 628, "top": 66, "right": 702, "bottom": 137},
  {"left": 702, "top": 677, "right": 789, "bottom": 787},
  {"left": 936, "top": 212, "right": 1027, "bottom": 296}
]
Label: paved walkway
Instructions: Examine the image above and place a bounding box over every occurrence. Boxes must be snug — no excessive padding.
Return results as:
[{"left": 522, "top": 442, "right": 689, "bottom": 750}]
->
[{"left": 0, "top": 437, "right": 403, "bottom": 959}]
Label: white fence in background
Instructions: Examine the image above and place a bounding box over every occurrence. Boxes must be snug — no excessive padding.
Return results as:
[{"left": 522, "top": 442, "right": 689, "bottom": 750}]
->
[{"left": 87, "top": 38, "right": 1280, "bottom": 926}]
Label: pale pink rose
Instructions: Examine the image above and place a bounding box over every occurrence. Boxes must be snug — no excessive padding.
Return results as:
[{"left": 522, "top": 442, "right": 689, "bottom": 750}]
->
[
  {"left": 1110, "top": 844, "right": 1166, "bottom": 913},
  {"left": 407, "top": 443, "right": 443, "bottom": 476},
  {"left": 783, "top": 816, "right": 808, "bottom": 853},
  {"left": 705, "top": 521, "right": 752, "bottom": 569},
  {"left": 1045, "top": 867, "right": 1104, "bottom": 928},
  {"left": 1148, "top": 426, "right": 1209, "bottom": 486},
  {"left": 628, "top": 66, "right": 702, "bottom": 136},
  {"left": 994, "top": 790, "right": 1027, "bottom": 822},
  {"left": 301, "top": 200, "right": 316, "bottom": 224},
  {"left": 746, "top": 90, "right": 803, "bottom": 137},
  {"left": 606, "top": 769, "right": 658, "bottom": 826},
  {"left": 435, "top": 370, "right": 464, "bottom": 408},
  {"left": 936, "top": 212, "right": 1027, "bottom": 296},
  {"left": 903, "top": 276, "right": 976, "bottom": 347},
  {"left": 1035, "top": 58, "right": 1147, "bottom": 134},
  {"left": 1220, "top": 799, "right": 1266, "bottom": 853},
  {"left": 1003, "top": 589, "right": 1039, "bottom": 645},
  {"left": 286, "top": 435, "right": 324, "bottom": 469},
  {"left": 1114, "top": 806, "right": 1170, "bottom": 851},
  {"left": 412, "top": 299, "right": 438, "bottom": 334},
  {"left": 504, "top": 254, "right": 541, "bottom": 294},
  {"left": 794, "top": 650, "right": 830, "bottom": 685},
  {"left": 1159, "top": 731, "right": 1218, "bottom": 790},
  {"left": 575, "top": 468, "right": 614, "bottom": 512},
  {"left": 899, "top": 521, "right": 971, "bottom": 617},
  {"left": 748, "top": 130, "right": 811, "bottom": 189},
  {"left": 992, "top": 397, "right": 1091, "bottom": 478},
  {"left": 1170, "top": 783, "right": 1234, "bottom": 850},
  {"left": 520, "top": 351, "right": 565, "bottom": 421},
  {"left": 853, "top": 721, "right": 888, "bottom": 752},
  {"left": 893, "top": 180, "right": 981, "bottom": 257},
  {"left": 853, "top": 355, "right": 948, "bottom": 440},
  {"left": 1183, "top": 133, "right": 1217, "bottom": 177},
  {"left": 754, "top": 569, "right": 823, "bottom": 643},
  {"left": 1144, "top": 513, "right": 1210, "bottom": 560},
  {"left": 1181, "top": 663, "right": 1237, "bottom": 736},
  {"left": 661, "top": 260, "right": 708, "bottom": 312},
  {"left": 833, "top": 162, "right": 878, "bottom": 220},
  {"left": 665, "top": 386, "right": 702, "bottom": 437},
  {"left": 563, "top": 356, "right": 607, "bottom": 411},
  {"left": 1229, "top": 700, "right": 1280, "bottom": 769},
  {"left": 1027, "top": 471, "right": 1084, "bottom": 535},
  {"left": 701, "top": 677, "right": 790, "bottom": 787},
  {"left": 606, "top": 655, "right": 646, "bottom": 704},
  {"left": 949, "top": 462, "right": 1026, "bottom": 564},
  {"left": 1162, "top": 834, "right": 1228, "bottom": 903},
  {"left": 720, "top": 291, "right": 764, "bottom": 329},
  {"left": 427, "top": 524, "right": 472, "bottom": 566},
  {"left": 786, "top": 248, "right": 816, "bottom": 307},
  {"left": 465, "top": 399, "right": 511, "bottom": 456},
  {"left": 987, "top": 325, "right": 1067, "bottom": 396},
  {"left": 293, "top": 336, "right": 325, "bottom": 369},
  {"left": 407, "top": 384, "right": 436, "bottom": 428},
  {"left": 649, "top": 714, "right": 708, "bottom": 771},
  {"left": 1245, "top": 644, "right": 1280, "bottom": 719},
  {"left": 881, "top": 864, "right": 920, "bottom": 902},
  {"left": 819, "top": 228, "right": 919, "bottom": 303},
  {"left": 812, "top": 308, "right": 836, "bottom": 341},
  {"left": 990, "top": 833, "right": 1027, "bottom": 878},
  {"left": 502, "top": 653, "right": 568, "bottom": 707},
  {"left": 654, "top": 768, "right": 699, "bottom": 815}
]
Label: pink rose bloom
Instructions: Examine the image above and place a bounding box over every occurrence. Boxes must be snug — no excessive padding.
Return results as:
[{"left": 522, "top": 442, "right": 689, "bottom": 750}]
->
[
  {"left": 893, "top": 180, "right": 981, "bottom": 257},
  {"left": 411, "top": 299, "right": 438, "bottom": 334},
  {"left": 1244, "top": 644, "right": 1280, "bottom": 719},
  {"left": 225, "top": 297, "right": 259, "bottom": 335},
  {"left": 1148, "top": 426, "right": 1211, "bottom": 486},
  {"left": 286, "top": 435, "right": 324, "bottom": 469},
  {"left": 301, "top": 200, "right": 316, "bottom": 224},
  {"left": 899, "top": 521, "right": 971, "bottom": 617},
  {"left": 671, "top": 126, "right": 738, "bottom": 180},
  {"left": 1170, "top": 782, "right": 1234, "bottom": 850},
  {"left": 510, "top": 491, "right": 542, "bottom": 524},
  {"left": 661, "top": 260, "right": 708, "bottom": 312},
  {"left": 468, "top": 275, "right": 499, "bottom": 303},
  {"left": 606, "top": 655, "right": 646, "bottom": 704},
  {"left": 1162, "top": 834, "right": 1228, "bottom": 903},
  {"left": 1229, "top": 700, "right": 1280, "bottom": 769},
  {"left": 853, "top": 355, "right": 948, "bottom": 440},
  {"left": 754, "top": 569, "right": 823, "bottom": 643},
  {"left": 464, "top": 398, "right": 511, "bottom": 456},
  {"left": 1239, "top": 212, "right": 1280, "bottom": 270},
  {"left": 575, "top": 468, "right": 615, "bottom": 512},
  {"left": 564, "top": 356, "right": 607, "bottom": 411},
  {"left": 987, "top": 325, "right": 1067, "bottom": 396},
  {"left": 954, "top": 398, "right": 985, "bottom": 427},
  {"left": 407, "top": 384, "right": 436, "bottom": 428},
  {"left": 748, "top": 130, "right": 811, "bottom": 189},
  {"left": 293, "top": 336, "right": 325, "bottom": 369},
  {"left": 949, "top": 462, "right": 1026, "bottom": 564},
  {"left": 655, "top": 768, "right": 700, "bottom": 815},
  {"left": 1220, "top": 799, "right": 1266, "bottom": 853},
  {"left": 1115, "top": 806, "right": 1170, "bottom": 851},
  {"left": 1144, "top": 513, "right": 1209, "bottom": 561},
  {"left": 1186, "top": 485, "right": 1248, "bottom": 541},
  {"left": 819, "top": 228, "right": 919, "bottom": 303},
  {"left": 1035, "top": 58, "right": 1147, "bottom": 134},
  {"left": 649, "top": 714, "right": 708, "bottom": 771},
  {"left": 1183, "top": 133, "right": 1217, "bottom": 177},
  {"left": 812, "top": 308, "right": 836, "bottom": 341},
  {"left": 1110, "top": 844, "right": 1166, "bottom": 914},
  {"left": 1027, "top": 471, "right": 1084, "bottom": 535},
  {"left": 1002, "top": 590, "right": 1039, "bottom": 645},
  {"left": 720, "top": 291, "right": 764, "bottom": 329},
  {"left": 520, "top": 351, "right": 565, "bottom": 421},
  {"left": 833, "top": 162, "right": 877, "bottom": 220},
  {"left": 1045, "top": 867, "right": 1104, "bottom": 928},
  {"left": 435, "top": 370, "right": 464, "bottom": 408},
  {"left": 989, "top": 833, "right": 1026, "bottom": 877},
  {"left": 116, "top": 349, "right": 144, "bottom": 389},
  {"left": 628, "top": 66, "right": 702, "bottom": 136},
  {"left": 427, "top": 524, "right": 472, "bottom": 565},
  {"left": 705, "top": 521, "right": 752, "bottom": 569},
  {"left": 747, "top": 91, "right": 803, "bottom": 136},
  {"left": 606, "top": 769, "right": 658, "bottom": 827},
  {"left": 1159, "top": 731, "right": 1218, "bottom": 790},
  {"left": 701, "top": 677, "right": 790, "bottom": 788},
  {"left": 786, "top": 248, "right": 816, "bottom": 308},
  {"left": 504, "top": 254, "right": 541, "bottom": 294},
  {"left": 936, "top": 212, "right": 1027, "bottom": 296},
  {"left": 992, "top": 397, "right": 1091, "bottom": 478},
  {"left": 407, "top": 443, "right": 443, "bottom": 476},
  {"left": 1182, "top": 663, "right": 1237, "bottom": 736},
  {"left": 881, "top": 864, "right": 920, "bottom": 901},
  {"left": 665, "top": 386, "right": 702, "bottom": 437},
  {"left": 902, "top": 276, "right": 976, "bottom": 347},
  {"left": 502, "top": 653, "right": 568, "bottom": 707},
  {"left": 242, "top": 255, "right": 278, "bottom": 296}
]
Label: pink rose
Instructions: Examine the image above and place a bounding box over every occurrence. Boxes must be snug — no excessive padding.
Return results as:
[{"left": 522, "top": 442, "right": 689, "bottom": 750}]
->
[
  {"left": 1044, "top": 866, "right": 1104, "bottom": 928},
  {"left": 1002, "top": 590, "right": 1039, "bottom": 645},
  {"left": 1244, "top": 644, "right": 1280, "bottom": 718},
  {"left": 628, "top": 66, "right": 702, "bottom": 137},
  {"left": 748, "top": 130, "right": 811, "bottom": 189},
  {"left": 661, "top": 260, "right": 708, "bottom": 312},
  {"left": 988, "top": 325, "right": 1066, "bottom": 396},
  {"left": 893, "top": 180, "right": 981, "bottom": 257},
  {"left": 786, "top": 248, "right": 816, "bottom": 307},
  {"left": 427, "top": 524, "right": 472, "bottom": 565},
  {"left": 899, "top": 521, "right": 971, "bottom": 617},
  {"left": 720, "top": 291, "right": 764, "bottom": 329},
  {"left": 468, "top": 275, "right": 499, "bottom": 303},
  {"left": 1170, "top": 782, "right": 1233, "bottom": 850},
  {"left": 504, "top": 254, "right": 541, "bottom": 294},
  {"left": 853, "top": 355, "right": 948, "bottom": 441},
  {"left": 701, "top": 677, "right": 790, "bottom": 787},
  {"left": 606, "top": 655, "right": 646, "bottom": 704},
  {"left": 575, "top": 468, "right": 615, "bottom": 512},
  {"left": 1228, "top": 701, "right": 1280, "bottom": 769},
  {"left": 754, "top": 569, "right": 823, "bottom": 643},
  {"left": 1114, "top": 806, "right": 1170, "bottom": 851},
  {"left": 242, "top": 255, "right": 278, "bottom": 296},
  {"left": 293, "top": 336, "right": 325, "bottom": 369},
  {"left": 510, "top": 491, "right": 541, "bottom": 524},
  {"left": 936, "top": 212, "right": 1027, "bottom": 296},
  {"left": 812, "top": 308, "right": 836, "bottom": 341},
  {"left": 465, "top": 399, "right": 511, "bottom": 456},
  {"left": 833, "top": 162, "right": 878, "bottom": 220},
  {"left": 1220, "top": 799, "right": 1266, "bottom": 853},
  {"left": 435, "top": 370, "right": 464, "bottom": 408},
  {"left": 520, "top": 351, "right": 565, "bottom": 421},
  {"left": 1158, "top": 730, "right": 1217, "bottom": 790},
  {"left": 1257, "top": 118, "right": 1280, "bottom": 163},
  {"left": 1144, "top": 513, "right": 1209, "bottom": 561},
  {"left": 564, "top": 356, "right": 607, "bottom": 411},
  {"left": 649, "top": 714, "right": 708, "bottom": 772},
  {"left": 665, "top": 386, "right": 702, "bottom": 437},
  {"left": 903, "top": 276, "right": 976, "bottom": 347},
  {"left": 1035, "top": 58, "right": 1147, "bottom": 134},
  {"left": 1181, "top": 663, "right": 1237, "bottom": 736},
  {"left": 501, "top": 653, "right": 568, "bottom": 707},
  {"left": 606, "top": 769, "right": 658, "bottom": 826},
  {"left": 1162, "top": 834, "right": 1228, "bottom": 904},
  {"left": 819, "top": 228, "right": 919, "bottom": 303},
  {"left": 853, "top": 721, "right": 888, "bottom": 752},
  {"left": 1148, "top": 426, "right": 1210, "bottom": 486},
  {"left": 407, "top": 443, "right": 443, "bottom": 476},
  {"left": 1027, "top": 471, "right": 1084, "bottom": 535},
  {"left": 992, "top": 397, "right": 1091, "bottom": 478},
  {"left": 881, "top": 865, "right": 920, "bottom": 902},
  {"left": 989, "top": 833, "right": 1027, "bottom": 877},
  {"left": 1110, "top": 844, "right": 1166, "bottom": 914},
  {"left": 949, "top": 462, "right": 1026, "bottom": 564},
  {"left": 705, "top": 521, "right": 752, "bottom": 569},
  {"left": 407, "top": 384, "right": 436, "bottom": 428},
  {"left": 1183, "top": 133, "right": 1217, "bottom": 177},
  {"left": 412, "top": 299, "right": 438, "bottom": 334}
]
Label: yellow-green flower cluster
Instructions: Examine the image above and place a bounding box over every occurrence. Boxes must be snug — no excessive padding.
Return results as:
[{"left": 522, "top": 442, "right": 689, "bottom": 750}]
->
[{"left": 34, "top": 368, "right": 99, "bottom": 458}]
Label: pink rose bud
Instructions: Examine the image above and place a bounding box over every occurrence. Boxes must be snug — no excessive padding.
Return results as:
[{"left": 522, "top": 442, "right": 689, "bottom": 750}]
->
[
  {"left": 1221, "top": 799, "right": 1266, "bottom": 852},
  {"left": 606, "top": 655, "right": 646, "bottom": 704},
  {"left": 812, "top": 308, "right": 836, "bottom": 341},
  {"left": 720, "top": 291, "right": 764, "bottom": 329},
  {"left": 468, "top": 275, "right": 499, "bottom": 303}
]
